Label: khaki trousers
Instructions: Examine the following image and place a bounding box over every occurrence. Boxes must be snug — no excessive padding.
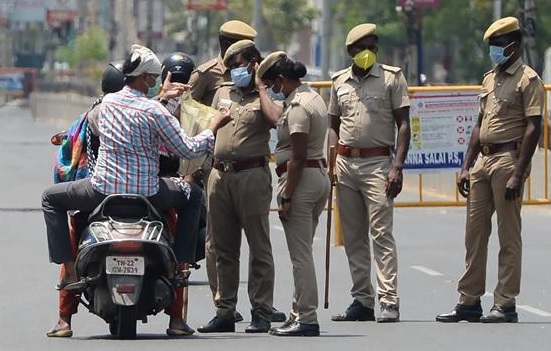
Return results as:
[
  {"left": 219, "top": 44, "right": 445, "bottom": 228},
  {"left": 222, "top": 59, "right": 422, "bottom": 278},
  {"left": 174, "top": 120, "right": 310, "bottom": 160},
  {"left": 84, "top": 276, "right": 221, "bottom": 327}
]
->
[
  {"left": 277, "top": 168, "right": 330, "bottom": 324},
  {"left": 336, "top": 155, "right": 399, "bottom": 308},
  {"left": 207, "top": 166, "right": 274, "bottom": 320},
  {"left": 458, "top": 151, "right": 525, "bottom": 307}
]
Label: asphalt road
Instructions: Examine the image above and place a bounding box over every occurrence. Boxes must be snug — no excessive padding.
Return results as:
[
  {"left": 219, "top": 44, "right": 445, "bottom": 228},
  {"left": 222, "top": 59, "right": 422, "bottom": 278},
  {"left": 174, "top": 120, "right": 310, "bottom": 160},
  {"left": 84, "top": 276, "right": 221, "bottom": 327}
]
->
[{"left": 0, "top": 103, "right": 549, "bottom": 351}]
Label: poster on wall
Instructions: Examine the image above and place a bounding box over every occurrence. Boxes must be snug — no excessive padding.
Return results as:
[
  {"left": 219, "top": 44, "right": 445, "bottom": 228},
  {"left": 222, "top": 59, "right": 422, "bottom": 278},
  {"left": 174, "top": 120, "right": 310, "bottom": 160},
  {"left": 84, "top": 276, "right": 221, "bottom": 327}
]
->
[{"left": 404, "top": 90, "right": 480, "bottom": 172}]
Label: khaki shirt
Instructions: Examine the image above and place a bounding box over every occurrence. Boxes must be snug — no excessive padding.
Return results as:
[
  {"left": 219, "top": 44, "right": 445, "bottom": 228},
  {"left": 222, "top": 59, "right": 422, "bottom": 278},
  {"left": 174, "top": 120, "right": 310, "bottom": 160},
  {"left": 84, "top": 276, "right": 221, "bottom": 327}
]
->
[
  {"left": 211, "top": 84, "right": 271, "bottom": 160},
  {"left": 189, "top": 55, "right": 229, "bottom": 107},
  {"left": 275, "top": 84, "right": 327, "bottom": 165},
  {"left": 328, "top": 63, "right": 410, "bottom": 148},
  {"left": 479, "top": 58, "right": 544, "bottom": 144}
]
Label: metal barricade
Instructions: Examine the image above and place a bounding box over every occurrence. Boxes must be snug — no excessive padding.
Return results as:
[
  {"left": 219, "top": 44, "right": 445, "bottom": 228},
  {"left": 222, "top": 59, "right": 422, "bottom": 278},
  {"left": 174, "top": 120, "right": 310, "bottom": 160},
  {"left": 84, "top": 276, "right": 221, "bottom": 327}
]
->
[{"left": 306, "top": 81, "right": 550, "bottom": 207}]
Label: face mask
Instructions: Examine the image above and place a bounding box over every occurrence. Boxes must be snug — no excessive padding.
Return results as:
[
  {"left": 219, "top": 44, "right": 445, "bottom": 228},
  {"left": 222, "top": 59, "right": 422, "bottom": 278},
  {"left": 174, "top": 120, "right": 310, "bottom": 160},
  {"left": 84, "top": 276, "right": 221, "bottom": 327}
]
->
[
  {"left": 230, "top": 65, "right": 252, "bottom": 87},
  {"left": 353, "top": 49, "right": 377, "bottom": 70},
  {"left": 489, "top": 43, "right": 513, "bottom": 66},
  {"left": 267, "top": 87, "right": 286, "bottom": 101},
  {"left": 146, "top": 75, "right": 161, "bottom": 98}
]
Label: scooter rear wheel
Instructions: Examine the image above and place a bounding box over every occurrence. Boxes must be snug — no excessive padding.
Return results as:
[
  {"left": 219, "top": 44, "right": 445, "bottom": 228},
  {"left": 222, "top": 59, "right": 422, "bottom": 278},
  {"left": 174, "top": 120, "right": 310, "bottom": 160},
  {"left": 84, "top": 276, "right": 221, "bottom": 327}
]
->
[{"left": 113, "top": 306, "right": 137, "bottom": 339}]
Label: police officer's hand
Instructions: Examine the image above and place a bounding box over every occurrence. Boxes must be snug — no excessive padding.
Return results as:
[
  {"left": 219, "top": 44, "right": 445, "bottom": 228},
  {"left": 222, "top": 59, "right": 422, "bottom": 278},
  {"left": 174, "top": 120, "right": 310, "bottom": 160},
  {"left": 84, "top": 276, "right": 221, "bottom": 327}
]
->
[
  {"left": 278, "top": 202, "right": 291, "bottom": 222},
  {"left": 505, "top": 174, "right": 522, "bottom": 201},
  {"left": 253, "top": 62, "right": 265, "bottom": 88},
  {"left": 160, "top": 72, "right": 191, "bottom": 100},
  {"left": 385, "top": 166, "right": 403, "bottom": 199},
  {"left": 457, "top": 170, "right": 470, "bottom": 198}
]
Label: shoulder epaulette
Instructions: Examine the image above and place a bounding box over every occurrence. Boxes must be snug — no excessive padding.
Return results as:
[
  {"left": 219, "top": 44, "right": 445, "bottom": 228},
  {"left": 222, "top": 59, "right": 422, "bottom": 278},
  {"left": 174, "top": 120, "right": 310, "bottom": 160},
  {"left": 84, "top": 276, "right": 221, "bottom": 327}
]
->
[
  {"left": 483, "top": 69, "right": 493, "bottom": 77},
  {"left": 380, "top": 64, "right": 401, "bottom": 74},
  {"left": 331, "top": 68, "right": 349, "bottom": 80},
  {"left": 197, "top": 58, "right": 218, "bottom": 73},
  {"left": 220, "top": 81, "right": 234, "bottom": 87},
  {"left": 522, "top": 65, "right": 539, "bottom": 80}
]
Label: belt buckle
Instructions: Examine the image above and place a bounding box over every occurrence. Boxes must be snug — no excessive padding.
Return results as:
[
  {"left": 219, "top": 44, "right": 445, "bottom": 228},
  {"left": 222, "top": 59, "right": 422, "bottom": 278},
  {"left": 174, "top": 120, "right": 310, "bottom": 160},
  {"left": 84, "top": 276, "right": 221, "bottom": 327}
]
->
[
  {"left": 482, "top": 145, "right": 490, "bottom": 155},
  {"left": 221, "top": 161, "right": 234, "bottom": 172},
  {"left": 350, "top": 148, "right": 360, "bottom": 158}
]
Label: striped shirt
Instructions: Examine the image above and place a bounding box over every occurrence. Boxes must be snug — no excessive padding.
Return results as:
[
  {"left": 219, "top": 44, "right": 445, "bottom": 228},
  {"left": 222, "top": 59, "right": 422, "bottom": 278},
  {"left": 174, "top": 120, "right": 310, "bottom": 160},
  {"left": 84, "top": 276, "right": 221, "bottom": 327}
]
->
[{"left": 91, "top": 86, "right": 214, "bottom": 196}]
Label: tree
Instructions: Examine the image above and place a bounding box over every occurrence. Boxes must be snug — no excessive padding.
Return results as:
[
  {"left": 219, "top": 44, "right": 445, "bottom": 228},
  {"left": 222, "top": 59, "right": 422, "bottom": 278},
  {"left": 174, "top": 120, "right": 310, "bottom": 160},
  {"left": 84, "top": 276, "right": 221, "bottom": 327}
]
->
[{"left": 55, "top": 26, "right": 109, "bottom": 79}]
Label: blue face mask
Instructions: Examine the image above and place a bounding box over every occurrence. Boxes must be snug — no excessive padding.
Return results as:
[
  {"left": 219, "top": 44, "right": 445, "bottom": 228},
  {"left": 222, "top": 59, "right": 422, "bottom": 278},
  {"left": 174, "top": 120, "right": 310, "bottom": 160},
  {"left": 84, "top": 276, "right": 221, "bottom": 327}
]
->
[
  {"left": 230, "top": 65, "right": 252, "bottom": 87},
  {"left": 147, "top": 76, "right": 162, "bottom": 98},
  {"left": 267, "top": 86, "right": 286, "bottom": 101},
  {"left": 489, "top": 43, "right": 513, "bottom": 66}
]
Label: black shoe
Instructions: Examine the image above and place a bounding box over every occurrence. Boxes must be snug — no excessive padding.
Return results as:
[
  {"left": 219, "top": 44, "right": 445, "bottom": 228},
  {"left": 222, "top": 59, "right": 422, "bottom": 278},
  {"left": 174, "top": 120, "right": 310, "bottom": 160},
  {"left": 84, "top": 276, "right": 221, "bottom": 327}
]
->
[
  {"left": 197, "top": 316, "right": 235, "bottom": 333},
  {"left": 269, "top": 318, "right": 295, "bottom": 334},
  {"left": 435, "top": 301, "right": 482, "bottom": 323},
  {"left": 271, "top": 307, "right": 287, "bottom": 322},
  {"left": 377, "top": 303, "right": 400, "bottom": 323},
  {"left": 245, "top": 314, "right": 271, "bottom": 333},
  {"left": 331, "top": 300, "right": 375, "bottom": 321},
  {"left": 480, "top": 305, "right": 518, "bottom": 323},
  {"left": 270, "top": 322, "right": 320, "bottom": 337},
  {"left": 234, "top": 311, "right": 244, "bottom": 322}
]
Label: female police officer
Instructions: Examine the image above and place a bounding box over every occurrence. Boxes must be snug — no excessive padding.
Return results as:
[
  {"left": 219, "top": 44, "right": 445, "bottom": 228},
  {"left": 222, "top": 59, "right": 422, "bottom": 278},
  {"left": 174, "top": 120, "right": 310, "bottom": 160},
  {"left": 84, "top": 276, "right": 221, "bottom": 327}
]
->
[{"left": 256, "top": 52, "right": 330, "bottom": 336}]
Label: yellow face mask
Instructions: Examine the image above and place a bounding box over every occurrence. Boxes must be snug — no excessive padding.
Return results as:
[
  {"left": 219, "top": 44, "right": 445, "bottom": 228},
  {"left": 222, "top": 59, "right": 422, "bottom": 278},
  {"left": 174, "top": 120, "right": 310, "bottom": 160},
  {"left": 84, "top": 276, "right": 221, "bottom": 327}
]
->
[{"left": 353, "top": 49, "right": 376, "bottom": 70}]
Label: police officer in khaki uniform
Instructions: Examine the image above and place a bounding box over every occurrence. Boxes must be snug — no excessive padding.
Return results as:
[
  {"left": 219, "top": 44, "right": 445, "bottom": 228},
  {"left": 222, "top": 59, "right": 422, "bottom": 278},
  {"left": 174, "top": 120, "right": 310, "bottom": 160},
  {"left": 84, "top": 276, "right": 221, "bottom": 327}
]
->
[
  {"left": 256, "top": 52, "right": 330, "bottom": 337},
  {"left": 189, "top": 19, "right": 286, "bottom": 325},
  {"left": 188, "top": 22, "right": 256, "bottom": 325},
  {"left": 328, "top": 23, "right": 411, "bottom": 323},
  {"left": 189, "top": 20, "right": 257, "bottom": 107},
  {"left": 197, "top": 40, "right": 278, "bottom": 334},
  {"left": 436, "top": 17, "right": 543, "bottom": 324}
]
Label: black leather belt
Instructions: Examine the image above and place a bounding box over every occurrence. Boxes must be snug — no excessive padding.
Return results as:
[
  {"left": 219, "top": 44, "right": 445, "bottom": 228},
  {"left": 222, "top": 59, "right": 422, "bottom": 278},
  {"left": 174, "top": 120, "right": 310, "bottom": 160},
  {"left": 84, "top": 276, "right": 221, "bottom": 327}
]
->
[{"left": 212, "top": 157, "right": 267, "bottom": 172}]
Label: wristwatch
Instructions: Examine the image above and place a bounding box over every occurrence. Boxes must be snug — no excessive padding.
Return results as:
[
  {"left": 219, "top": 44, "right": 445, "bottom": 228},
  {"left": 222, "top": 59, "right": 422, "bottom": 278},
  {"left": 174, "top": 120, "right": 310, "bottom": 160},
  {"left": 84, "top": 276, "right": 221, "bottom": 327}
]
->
[
  {"left": 159, "top": 97, "right": 169, "bottom": 106},
  {"left": 281, "top": 197, "right": 292, "bottom": 205}
]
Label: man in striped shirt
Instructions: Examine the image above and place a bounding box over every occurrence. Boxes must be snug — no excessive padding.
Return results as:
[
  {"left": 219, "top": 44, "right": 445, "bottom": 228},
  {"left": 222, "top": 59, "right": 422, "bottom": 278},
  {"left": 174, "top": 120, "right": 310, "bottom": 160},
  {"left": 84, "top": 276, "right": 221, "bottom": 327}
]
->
[{"left": 42, "top": 44, "right": 231, "bottom": 334}]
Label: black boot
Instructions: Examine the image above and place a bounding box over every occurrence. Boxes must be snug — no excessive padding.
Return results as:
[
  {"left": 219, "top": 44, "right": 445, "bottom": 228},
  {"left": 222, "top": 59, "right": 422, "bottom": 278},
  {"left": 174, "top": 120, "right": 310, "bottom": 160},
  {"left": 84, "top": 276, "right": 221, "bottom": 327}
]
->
[
  {"left": 436, "top": 301, "right": 482, "bottom": 323},
  {"left": 245, "top": 313, "right": 271, "bottom": 333},
  {"left": 197, "top": 316, "right": 235, "bottom": 333}
]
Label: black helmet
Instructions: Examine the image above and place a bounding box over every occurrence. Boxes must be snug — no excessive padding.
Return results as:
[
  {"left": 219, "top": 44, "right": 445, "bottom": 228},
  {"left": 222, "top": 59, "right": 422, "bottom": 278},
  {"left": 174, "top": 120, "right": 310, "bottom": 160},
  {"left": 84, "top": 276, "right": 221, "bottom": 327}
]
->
[
  {"left": 161, "top": 53, "right": 195, "bottom": 84},
  {"left": 101, "top": 61, "right": 125, "bottom": 94}
]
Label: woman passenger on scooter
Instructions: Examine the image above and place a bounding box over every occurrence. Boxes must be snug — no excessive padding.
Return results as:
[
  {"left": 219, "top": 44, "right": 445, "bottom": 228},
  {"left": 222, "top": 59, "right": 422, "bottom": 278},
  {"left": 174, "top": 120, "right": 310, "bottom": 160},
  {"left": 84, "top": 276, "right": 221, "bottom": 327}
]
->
[{"left": 42, "top": 44, "right": 232, "bottom": 337}]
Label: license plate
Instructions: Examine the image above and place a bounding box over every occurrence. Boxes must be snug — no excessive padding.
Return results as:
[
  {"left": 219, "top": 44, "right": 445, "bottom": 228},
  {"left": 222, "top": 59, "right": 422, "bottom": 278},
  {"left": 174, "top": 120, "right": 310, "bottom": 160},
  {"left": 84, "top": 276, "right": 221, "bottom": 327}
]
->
[{"left": 106, "top": 256, "right": 144, "bottom": 275}]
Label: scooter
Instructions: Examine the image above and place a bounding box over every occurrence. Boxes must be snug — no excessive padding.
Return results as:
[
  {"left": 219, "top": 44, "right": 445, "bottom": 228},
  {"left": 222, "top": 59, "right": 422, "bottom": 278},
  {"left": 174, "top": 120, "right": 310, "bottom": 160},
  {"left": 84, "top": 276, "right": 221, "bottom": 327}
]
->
[{"left": 65, "top": 193, "right": 187, "bottom": 339}]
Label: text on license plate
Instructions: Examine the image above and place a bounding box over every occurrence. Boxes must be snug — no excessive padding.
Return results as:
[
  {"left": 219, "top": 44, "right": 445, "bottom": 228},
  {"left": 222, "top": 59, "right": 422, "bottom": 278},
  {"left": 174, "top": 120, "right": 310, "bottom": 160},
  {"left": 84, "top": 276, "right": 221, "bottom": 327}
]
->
[{"left": 106, "top": 256, "right": 144, "bottom": 275}]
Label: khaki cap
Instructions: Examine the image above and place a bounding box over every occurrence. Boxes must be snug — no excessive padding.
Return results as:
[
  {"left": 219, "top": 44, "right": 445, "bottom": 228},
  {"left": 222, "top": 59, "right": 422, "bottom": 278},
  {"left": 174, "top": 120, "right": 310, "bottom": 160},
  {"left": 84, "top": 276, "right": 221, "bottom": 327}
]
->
[
  {"left": 257, "top": 51, "right": 287, "bottom": 79},
  {"left": 483, "top": 17, "right": 520, "bottom": 41},
  {"left": 219, "top": 20, "right": 257, "bottom": 40},
  {"left": 346, "top": 23, "right": 377, "bottom": 46},
  {"left": 223, "top": 39, "right": 256, "bottom": 67}
]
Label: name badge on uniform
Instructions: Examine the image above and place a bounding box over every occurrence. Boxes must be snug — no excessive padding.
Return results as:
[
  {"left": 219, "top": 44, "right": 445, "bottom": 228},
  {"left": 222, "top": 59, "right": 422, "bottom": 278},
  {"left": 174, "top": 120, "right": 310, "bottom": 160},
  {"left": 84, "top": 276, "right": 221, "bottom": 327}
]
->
[
  {"left": 337, "top": 88, "right": 350, "bottom": 97},
  {"left": 218, "top": 99, "right": 233, "bottom": 110}
]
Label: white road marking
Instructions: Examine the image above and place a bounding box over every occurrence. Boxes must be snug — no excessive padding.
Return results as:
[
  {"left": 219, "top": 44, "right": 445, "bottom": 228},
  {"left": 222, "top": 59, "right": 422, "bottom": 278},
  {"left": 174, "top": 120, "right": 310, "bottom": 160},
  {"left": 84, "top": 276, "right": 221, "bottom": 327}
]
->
[
  {"left": 410, "top": 265, "right": 444, "bottom": 276},
  {"left": 484, "top": 291, "right": 493, "bottom": 297},
  {"left": 517, "top": 305, "right": 551, "bottom": 317},
  {"left": 272, "top": 225, "right": 284, "bottom": 232}
]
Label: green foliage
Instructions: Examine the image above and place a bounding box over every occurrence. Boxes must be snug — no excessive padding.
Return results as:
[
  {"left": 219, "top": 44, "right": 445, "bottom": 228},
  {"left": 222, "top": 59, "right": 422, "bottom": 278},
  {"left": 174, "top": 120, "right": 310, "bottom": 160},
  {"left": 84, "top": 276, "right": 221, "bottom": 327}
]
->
[
  {"left": 55, "top": 26, "right": 109, "bottom": 68},
  {"left": 332, "top": 0, "right": 551, "bottom": 83}
]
